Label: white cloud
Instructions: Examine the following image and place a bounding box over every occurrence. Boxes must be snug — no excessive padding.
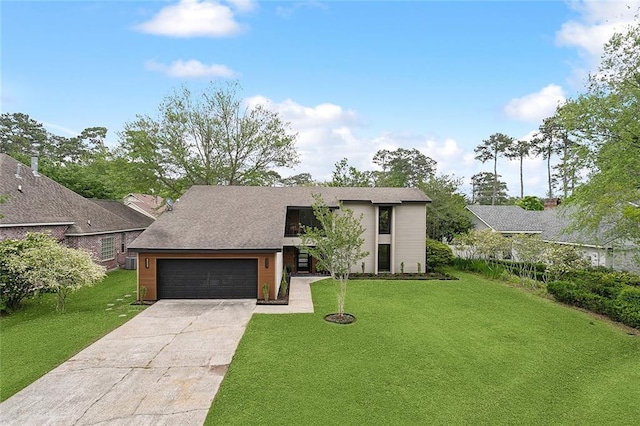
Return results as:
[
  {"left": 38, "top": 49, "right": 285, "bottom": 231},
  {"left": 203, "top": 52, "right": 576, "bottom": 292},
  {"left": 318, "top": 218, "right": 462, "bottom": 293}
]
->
[
  {"left": 556, "top": 0, "right": 639, "bottom": 66},
  {"left": 134, "top": 0, "right": 251, "bottom": 38},
  {"left": 145, "top": 59, "right": 236, "bottom": 78},
  {"left": 503, "top": 84, "right": 566, "bottom": 123},
  {"left": 227, "top": 0, "right": 256, "bottom": 13}
]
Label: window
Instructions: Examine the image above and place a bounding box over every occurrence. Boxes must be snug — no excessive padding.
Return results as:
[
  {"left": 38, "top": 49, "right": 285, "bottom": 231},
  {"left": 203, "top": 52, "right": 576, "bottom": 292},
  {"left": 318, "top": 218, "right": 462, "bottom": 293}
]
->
[
  {"left": 101, "top": 237, "right": 115, "bottom": 261},
  {"left": 379, "top": 207, "right": 392, "bottom": 234},
  {"left": 378, "top": 244, "right": 391, "bottom": 272}
]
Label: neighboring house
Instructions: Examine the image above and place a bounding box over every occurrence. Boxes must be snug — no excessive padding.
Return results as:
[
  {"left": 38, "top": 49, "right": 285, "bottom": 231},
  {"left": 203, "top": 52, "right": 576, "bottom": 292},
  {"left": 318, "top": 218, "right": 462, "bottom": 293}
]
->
[
  {"left": 129, "top": 185, "right": 430, "bottom": 301},
  {"left": 123, "top": 193, "right": 165, "bottom": 219},
  {"left": 465, "top": 204, "right": 639, "bottom": 273},
  {"left": 0, "top": 153, "right": 154, "bottom": 269}
]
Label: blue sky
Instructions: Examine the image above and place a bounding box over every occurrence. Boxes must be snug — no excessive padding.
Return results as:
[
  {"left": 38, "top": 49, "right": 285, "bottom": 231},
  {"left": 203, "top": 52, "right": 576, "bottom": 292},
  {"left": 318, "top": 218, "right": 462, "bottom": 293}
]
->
[{"left": 2, "top": 0, "right": 639, "bottom": 197}]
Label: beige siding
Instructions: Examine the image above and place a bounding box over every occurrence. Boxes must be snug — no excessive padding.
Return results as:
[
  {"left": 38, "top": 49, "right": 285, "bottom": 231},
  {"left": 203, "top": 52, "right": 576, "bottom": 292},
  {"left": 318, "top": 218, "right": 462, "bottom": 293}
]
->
[
  {"left": 393, "top": 203, "right": 426, "bottom": 273},
  {"left": 344, "top": 202, "right": 377, "bottom": 273}
]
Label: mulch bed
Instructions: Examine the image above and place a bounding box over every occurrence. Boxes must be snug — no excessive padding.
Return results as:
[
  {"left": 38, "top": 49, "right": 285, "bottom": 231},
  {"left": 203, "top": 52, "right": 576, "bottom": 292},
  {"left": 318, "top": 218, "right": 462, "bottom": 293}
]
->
[{"left": 324, "top": 313, "right": 356, "bottom": 324}]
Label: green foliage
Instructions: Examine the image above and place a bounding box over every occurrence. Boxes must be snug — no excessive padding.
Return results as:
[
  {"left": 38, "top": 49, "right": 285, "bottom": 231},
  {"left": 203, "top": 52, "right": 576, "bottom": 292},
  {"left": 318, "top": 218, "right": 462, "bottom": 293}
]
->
[
  {"left": 262, "top": 283, "right": 269, "bottom": 301},
  {"left": 470, "top": 172, "right": 509, "bottom": 205},
  {"left": 327, "top": 158, "right": 373, "bottom": 187},
  {"left": 5, "top": 233, "right": 106, "bottom": 312},
  {"left": 0, "top": 233, "right": 52, "bottom": 312},
  {"left": 547, "top": 275, "right": 640, "bottom": 329},
  {"left": 0, "top": 270, "right": 144, "bottom": 401},
  {"left": 420, "top": 174, "right": 473, "bottom": 242},
  {"left": 299, "top": 194, "right": 369, "bottom": 316},
  {"left": 278, "top": 268, "right": 289, "bottom": 299},
  {"left": 474, "top": 133, "right": 514, "bottom": 205},
  {"left": 504, "top": 138, "right": 532, "bottom": 198},
  {"left": 119, "top": 81, "right": 299, "bottom": 197},
  {"left": 556, "top": 18, "right": 640, "bottom": 249},
  {"left": 425, "top": 239, "right": 454, "bottom": 271},
  {"left": 515, "top": 196, "right": 544, "bottom": 211},
  {"left": 372, "top": 148, "right": 436, "bottom": 187}
]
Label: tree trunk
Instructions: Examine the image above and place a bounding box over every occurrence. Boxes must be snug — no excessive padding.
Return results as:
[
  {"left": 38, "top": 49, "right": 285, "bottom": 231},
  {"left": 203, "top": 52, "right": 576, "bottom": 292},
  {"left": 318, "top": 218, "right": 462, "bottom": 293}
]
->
[
  {"left": 492, "top": 155, "right": 498, "bottom": 205},
  {"left": 519, "top": 154, "right": 524, "bottom": 198}
]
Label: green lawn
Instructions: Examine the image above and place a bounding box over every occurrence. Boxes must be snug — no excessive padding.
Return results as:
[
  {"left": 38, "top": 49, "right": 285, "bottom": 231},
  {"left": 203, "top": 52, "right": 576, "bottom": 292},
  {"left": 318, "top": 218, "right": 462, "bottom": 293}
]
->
[
  {"left": 207, "top": 273, "right": 640, "bottom": 425},
  {"left": 0, "top": 269, "right": 144, "bottom": 401}
]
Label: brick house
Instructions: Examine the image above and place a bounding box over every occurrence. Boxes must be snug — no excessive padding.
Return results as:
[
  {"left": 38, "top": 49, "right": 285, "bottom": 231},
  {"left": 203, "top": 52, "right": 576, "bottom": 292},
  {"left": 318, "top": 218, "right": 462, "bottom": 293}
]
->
[{"left": 0, "top": 153, "right": 154, "bottom": 270}]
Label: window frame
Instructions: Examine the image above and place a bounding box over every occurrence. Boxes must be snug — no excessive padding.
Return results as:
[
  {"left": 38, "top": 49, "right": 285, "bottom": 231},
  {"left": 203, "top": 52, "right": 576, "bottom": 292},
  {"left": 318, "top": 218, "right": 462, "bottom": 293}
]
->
[
  {"left": 101, "top": 236, "right": 116, "bottom": 261},
  {"left": 378, "top": 206, "right": 392, "bottom": 234}
]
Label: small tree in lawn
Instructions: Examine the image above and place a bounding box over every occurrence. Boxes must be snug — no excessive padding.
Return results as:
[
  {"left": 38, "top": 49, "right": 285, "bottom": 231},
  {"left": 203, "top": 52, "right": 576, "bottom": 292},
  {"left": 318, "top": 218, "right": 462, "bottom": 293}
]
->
[
  {"left": 8, "top": 233, "right": 106, "bottom": 312},
  {"left": 299, "top": 194, "right": 369, "bottom": 319}
]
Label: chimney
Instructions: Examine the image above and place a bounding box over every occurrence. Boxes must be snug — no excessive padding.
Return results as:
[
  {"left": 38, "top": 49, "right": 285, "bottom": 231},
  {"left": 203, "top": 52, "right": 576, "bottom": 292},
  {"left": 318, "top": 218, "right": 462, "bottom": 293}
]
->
[
  {"left": 544, "top": 198, "right": 561, "bottom": 210},
  {"left": 31, "top": 155, "right": 40, "bottom": 177}
]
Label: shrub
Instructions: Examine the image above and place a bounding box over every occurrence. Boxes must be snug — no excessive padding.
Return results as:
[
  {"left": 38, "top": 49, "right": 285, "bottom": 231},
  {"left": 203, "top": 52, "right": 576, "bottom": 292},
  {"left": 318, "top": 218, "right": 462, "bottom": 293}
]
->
[
  {"left": 278, "top": 267, "right": 289, "bottom": 299},
  {"left": 425, "top": 239, "right": 454, "bottom": 271}
]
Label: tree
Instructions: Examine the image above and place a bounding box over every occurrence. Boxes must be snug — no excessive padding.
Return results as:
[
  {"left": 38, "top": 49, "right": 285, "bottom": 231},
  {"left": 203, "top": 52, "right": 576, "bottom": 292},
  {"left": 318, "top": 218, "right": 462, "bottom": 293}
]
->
[
  {"left": 0, "top": 233, "right": 48, "bottom": 312},
  {"left": 327, "top": 158, "right": 373, "bottom": 187},
  {"left": 556, "top": 17, "right": 640, "bottom": 246},
  {"left": 0, "top": 112, "right": 48, "bottom": 156},
  {"left": 419, "top": 174, "right": 472, "bottom": 242},
  {"left": 505, "top": 138, "right": 532, "bottom": 199},
  {"left": 6, "top": 233, "right": 106, "bottom": 312},
  {"left": 119, "top": 82, "right": 299, "bottom": 197},
  {"left": 515, "top": 196, "right": 544, "bottom": 211},
  {"left": 474, "top": 133, "right": 513, "bottom": 204},
  {"left": 299, "top": 194, "right": 369, "bottom": 319},
  {"left": 372, "top": 148, "right": 436, "bottom": 187},
  {"left": 470, "top": 172, "right": 509, "bottom": 205},
  {"left": 279, "top": 173, "right": 315, "bottom": 187}
]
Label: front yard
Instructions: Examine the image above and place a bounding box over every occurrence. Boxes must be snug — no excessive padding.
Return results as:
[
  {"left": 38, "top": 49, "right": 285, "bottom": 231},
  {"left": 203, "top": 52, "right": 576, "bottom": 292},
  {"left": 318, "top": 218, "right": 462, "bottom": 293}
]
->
[
  {"left": 0, "top": 270, "right": 144, "bottom": 401},
  {"left": 207, "top": 273, "right": 640, "bottom": 425}
]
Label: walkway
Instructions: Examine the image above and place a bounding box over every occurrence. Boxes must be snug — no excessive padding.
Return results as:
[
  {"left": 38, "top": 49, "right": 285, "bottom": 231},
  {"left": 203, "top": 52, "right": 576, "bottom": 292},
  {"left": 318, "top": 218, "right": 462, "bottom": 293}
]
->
[{"left": 0, "top": 277, "right": 323, "bottom": 425}]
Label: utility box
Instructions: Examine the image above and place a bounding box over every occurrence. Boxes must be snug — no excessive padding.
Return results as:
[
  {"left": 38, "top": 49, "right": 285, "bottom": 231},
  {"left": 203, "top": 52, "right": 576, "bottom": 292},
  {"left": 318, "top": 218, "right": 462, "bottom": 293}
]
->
[{"left": 125, "top": 257, "right": 137, "bottom": 270}]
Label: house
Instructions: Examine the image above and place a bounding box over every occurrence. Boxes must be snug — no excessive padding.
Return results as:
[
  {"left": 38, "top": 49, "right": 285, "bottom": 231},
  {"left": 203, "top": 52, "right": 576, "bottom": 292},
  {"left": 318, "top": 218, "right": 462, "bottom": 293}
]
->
[
  {"left": 123, "top": 193, "right": 165, "bottom": 219},
  {"left": 0, "top": 153, "right": 154, "bottom": 269},
  {"left": 128, "top": 185, "right": 431, "bottom": 301},
  {"left": 465, "top": 204, "right": 639, "bottom": 273}
]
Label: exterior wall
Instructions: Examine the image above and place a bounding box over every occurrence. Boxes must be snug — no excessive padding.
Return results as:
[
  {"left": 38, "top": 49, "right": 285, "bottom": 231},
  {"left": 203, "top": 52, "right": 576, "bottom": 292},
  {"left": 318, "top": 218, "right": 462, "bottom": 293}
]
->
[
  {"left": 612, "top": 248, "right": 640, "bottom": 273},
  {"left": 0, "top": 226, "right": 143, "bottom": 270},
  {"left": 393, "top": 203, "right": 427, "bottom": 273},
  {"left": 470, "top": 216, "right": 490, "bottom": 230},
  {"left": 135, "top": 252, "right": 277, "bottom": 301},
  {"left": 344, "top": 202, "right": 376, "bottom": 274},
  {"left": 0, "top": 225, "right": 68, "bottom": 242},
  {"left": 66, "top": 230, "right": 144, "bottom": 270},
  {"left": 275, "top": 252, "right": 283, "bottom": 295}
]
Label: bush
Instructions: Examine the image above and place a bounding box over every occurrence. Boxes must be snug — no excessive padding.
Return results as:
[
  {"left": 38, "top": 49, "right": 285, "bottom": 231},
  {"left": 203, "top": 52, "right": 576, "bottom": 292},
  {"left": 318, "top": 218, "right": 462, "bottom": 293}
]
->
[
  {"left": 0, "top": 234, "right": 51, "bottom": 313},
  {"left": 547, "top": 278, "right": 640, "bottom": 329},
  {"left": 425, "top": 239, "right": 454, "bottom": 271}
]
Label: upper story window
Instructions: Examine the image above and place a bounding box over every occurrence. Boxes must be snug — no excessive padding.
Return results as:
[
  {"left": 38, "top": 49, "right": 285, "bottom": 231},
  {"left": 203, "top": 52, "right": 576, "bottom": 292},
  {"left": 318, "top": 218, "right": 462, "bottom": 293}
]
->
[
  {"left": 379, "top": 206, "right": 392, "bottom": 234},
  {"left": 285, "top": 208, "right": 323, "bottom": 236}
]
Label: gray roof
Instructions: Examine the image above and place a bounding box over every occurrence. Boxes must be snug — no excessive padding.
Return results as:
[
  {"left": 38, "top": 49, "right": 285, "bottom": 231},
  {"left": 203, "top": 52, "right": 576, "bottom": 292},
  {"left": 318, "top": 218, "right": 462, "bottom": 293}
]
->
[
  {"left": 129, "top": 185, "right": 430, "bottom": 251},
  {"left": 91, "top": 199, "right": 155, "bottom": 229},
  {"left": 0, "top": 153, "right": 151, "bottom": 235},
  {"left": 466, "top": 204, "right": 617, "bottom": 247}
]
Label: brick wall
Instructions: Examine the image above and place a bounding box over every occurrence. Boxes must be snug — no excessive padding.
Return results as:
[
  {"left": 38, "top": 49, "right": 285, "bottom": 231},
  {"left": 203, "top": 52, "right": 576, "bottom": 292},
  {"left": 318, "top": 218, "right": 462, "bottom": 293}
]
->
[
  {"left": 0, "top": 225, "right": 68, "bottom": 242},
  {"left": 1, "top": 226, "right": 145, "bottom": 271}
]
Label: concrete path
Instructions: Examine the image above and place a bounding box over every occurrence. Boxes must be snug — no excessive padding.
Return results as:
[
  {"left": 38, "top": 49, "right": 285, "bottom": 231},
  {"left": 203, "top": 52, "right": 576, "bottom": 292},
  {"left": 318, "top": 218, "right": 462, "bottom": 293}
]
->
[
  {"left": 0, "top": 277, "right": 322, "bottom": 425},
  {"left": 0, "top": 300, "right": 255, "bottom": 426},
  {"left": 254, "top": 276, "right": 326, "bottom": 314}
]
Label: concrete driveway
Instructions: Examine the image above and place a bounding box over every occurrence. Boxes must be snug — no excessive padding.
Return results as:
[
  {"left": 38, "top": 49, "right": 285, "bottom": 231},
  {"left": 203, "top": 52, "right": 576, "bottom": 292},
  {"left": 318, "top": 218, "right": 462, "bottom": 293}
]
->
[{"left": 0, "top": 299, "right": 255, "bottom": 426}]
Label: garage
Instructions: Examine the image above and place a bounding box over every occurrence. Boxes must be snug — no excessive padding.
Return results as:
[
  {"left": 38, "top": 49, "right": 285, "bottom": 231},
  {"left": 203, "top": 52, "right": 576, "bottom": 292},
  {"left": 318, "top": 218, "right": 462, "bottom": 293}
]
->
[{"left": 157, "top": 258, "right": 258, "bottom": 299}]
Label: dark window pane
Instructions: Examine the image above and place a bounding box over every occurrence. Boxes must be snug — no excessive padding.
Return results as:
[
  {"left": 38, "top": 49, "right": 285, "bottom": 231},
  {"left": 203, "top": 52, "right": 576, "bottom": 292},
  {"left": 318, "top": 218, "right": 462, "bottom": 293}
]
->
[
  {"left": 378, "top": 244, "right": 391, "bottom": 272},
  {"left": 379, "top": 207, "right": 391, "bottom": 234}
]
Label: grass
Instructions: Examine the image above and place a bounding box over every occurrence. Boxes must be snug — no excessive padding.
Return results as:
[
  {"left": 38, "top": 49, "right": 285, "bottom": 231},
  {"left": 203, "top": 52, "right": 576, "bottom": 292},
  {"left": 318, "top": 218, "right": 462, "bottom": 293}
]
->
[
  {"left": 206, "top": 272, "right": 640, "bottom": 425},
  {"left": 0, "top": 269, "right": 145, "bottom": 401}
]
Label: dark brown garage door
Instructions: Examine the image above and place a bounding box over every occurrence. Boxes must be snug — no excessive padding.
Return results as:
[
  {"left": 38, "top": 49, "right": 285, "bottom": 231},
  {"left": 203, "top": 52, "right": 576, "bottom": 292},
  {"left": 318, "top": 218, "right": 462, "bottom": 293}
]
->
[{"left": 157, "top": 259, "right": 258, "bottom": 299}]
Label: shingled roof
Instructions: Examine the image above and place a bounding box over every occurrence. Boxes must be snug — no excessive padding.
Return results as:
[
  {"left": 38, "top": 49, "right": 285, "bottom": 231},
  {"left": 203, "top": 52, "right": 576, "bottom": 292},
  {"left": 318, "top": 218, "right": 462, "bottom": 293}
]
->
[
  {"left": 0, "top": 153, "right": 151, "bottom": 235},
  {"left": 466, "top": 204, "right": 618, "bottom": 247},
  {"left": 129, "top": 185, "right": 430, "bottom": 251}
]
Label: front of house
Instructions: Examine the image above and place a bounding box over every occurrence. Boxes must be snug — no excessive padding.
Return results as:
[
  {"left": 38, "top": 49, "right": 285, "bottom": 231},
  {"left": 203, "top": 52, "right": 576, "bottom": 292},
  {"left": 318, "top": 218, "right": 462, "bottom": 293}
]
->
[{"left": 128, "top": 186, "right": 430, "bottom": 301}]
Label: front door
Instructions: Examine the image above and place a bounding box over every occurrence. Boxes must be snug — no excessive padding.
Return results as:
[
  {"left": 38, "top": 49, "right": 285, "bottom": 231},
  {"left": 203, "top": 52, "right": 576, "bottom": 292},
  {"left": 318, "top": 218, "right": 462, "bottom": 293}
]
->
[{"left": 297, "top": 248, "right": 310, "bottom": 272}]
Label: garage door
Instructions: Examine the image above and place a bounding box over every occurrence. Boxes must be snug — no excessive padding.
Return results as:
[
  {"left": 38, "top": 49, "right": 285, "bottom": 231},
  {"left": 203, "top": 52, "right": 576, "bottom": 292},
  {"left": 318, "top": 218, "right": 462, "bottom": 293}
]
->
[{"left": 157, "top": 259, "right": 258, "bottom": 299}]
